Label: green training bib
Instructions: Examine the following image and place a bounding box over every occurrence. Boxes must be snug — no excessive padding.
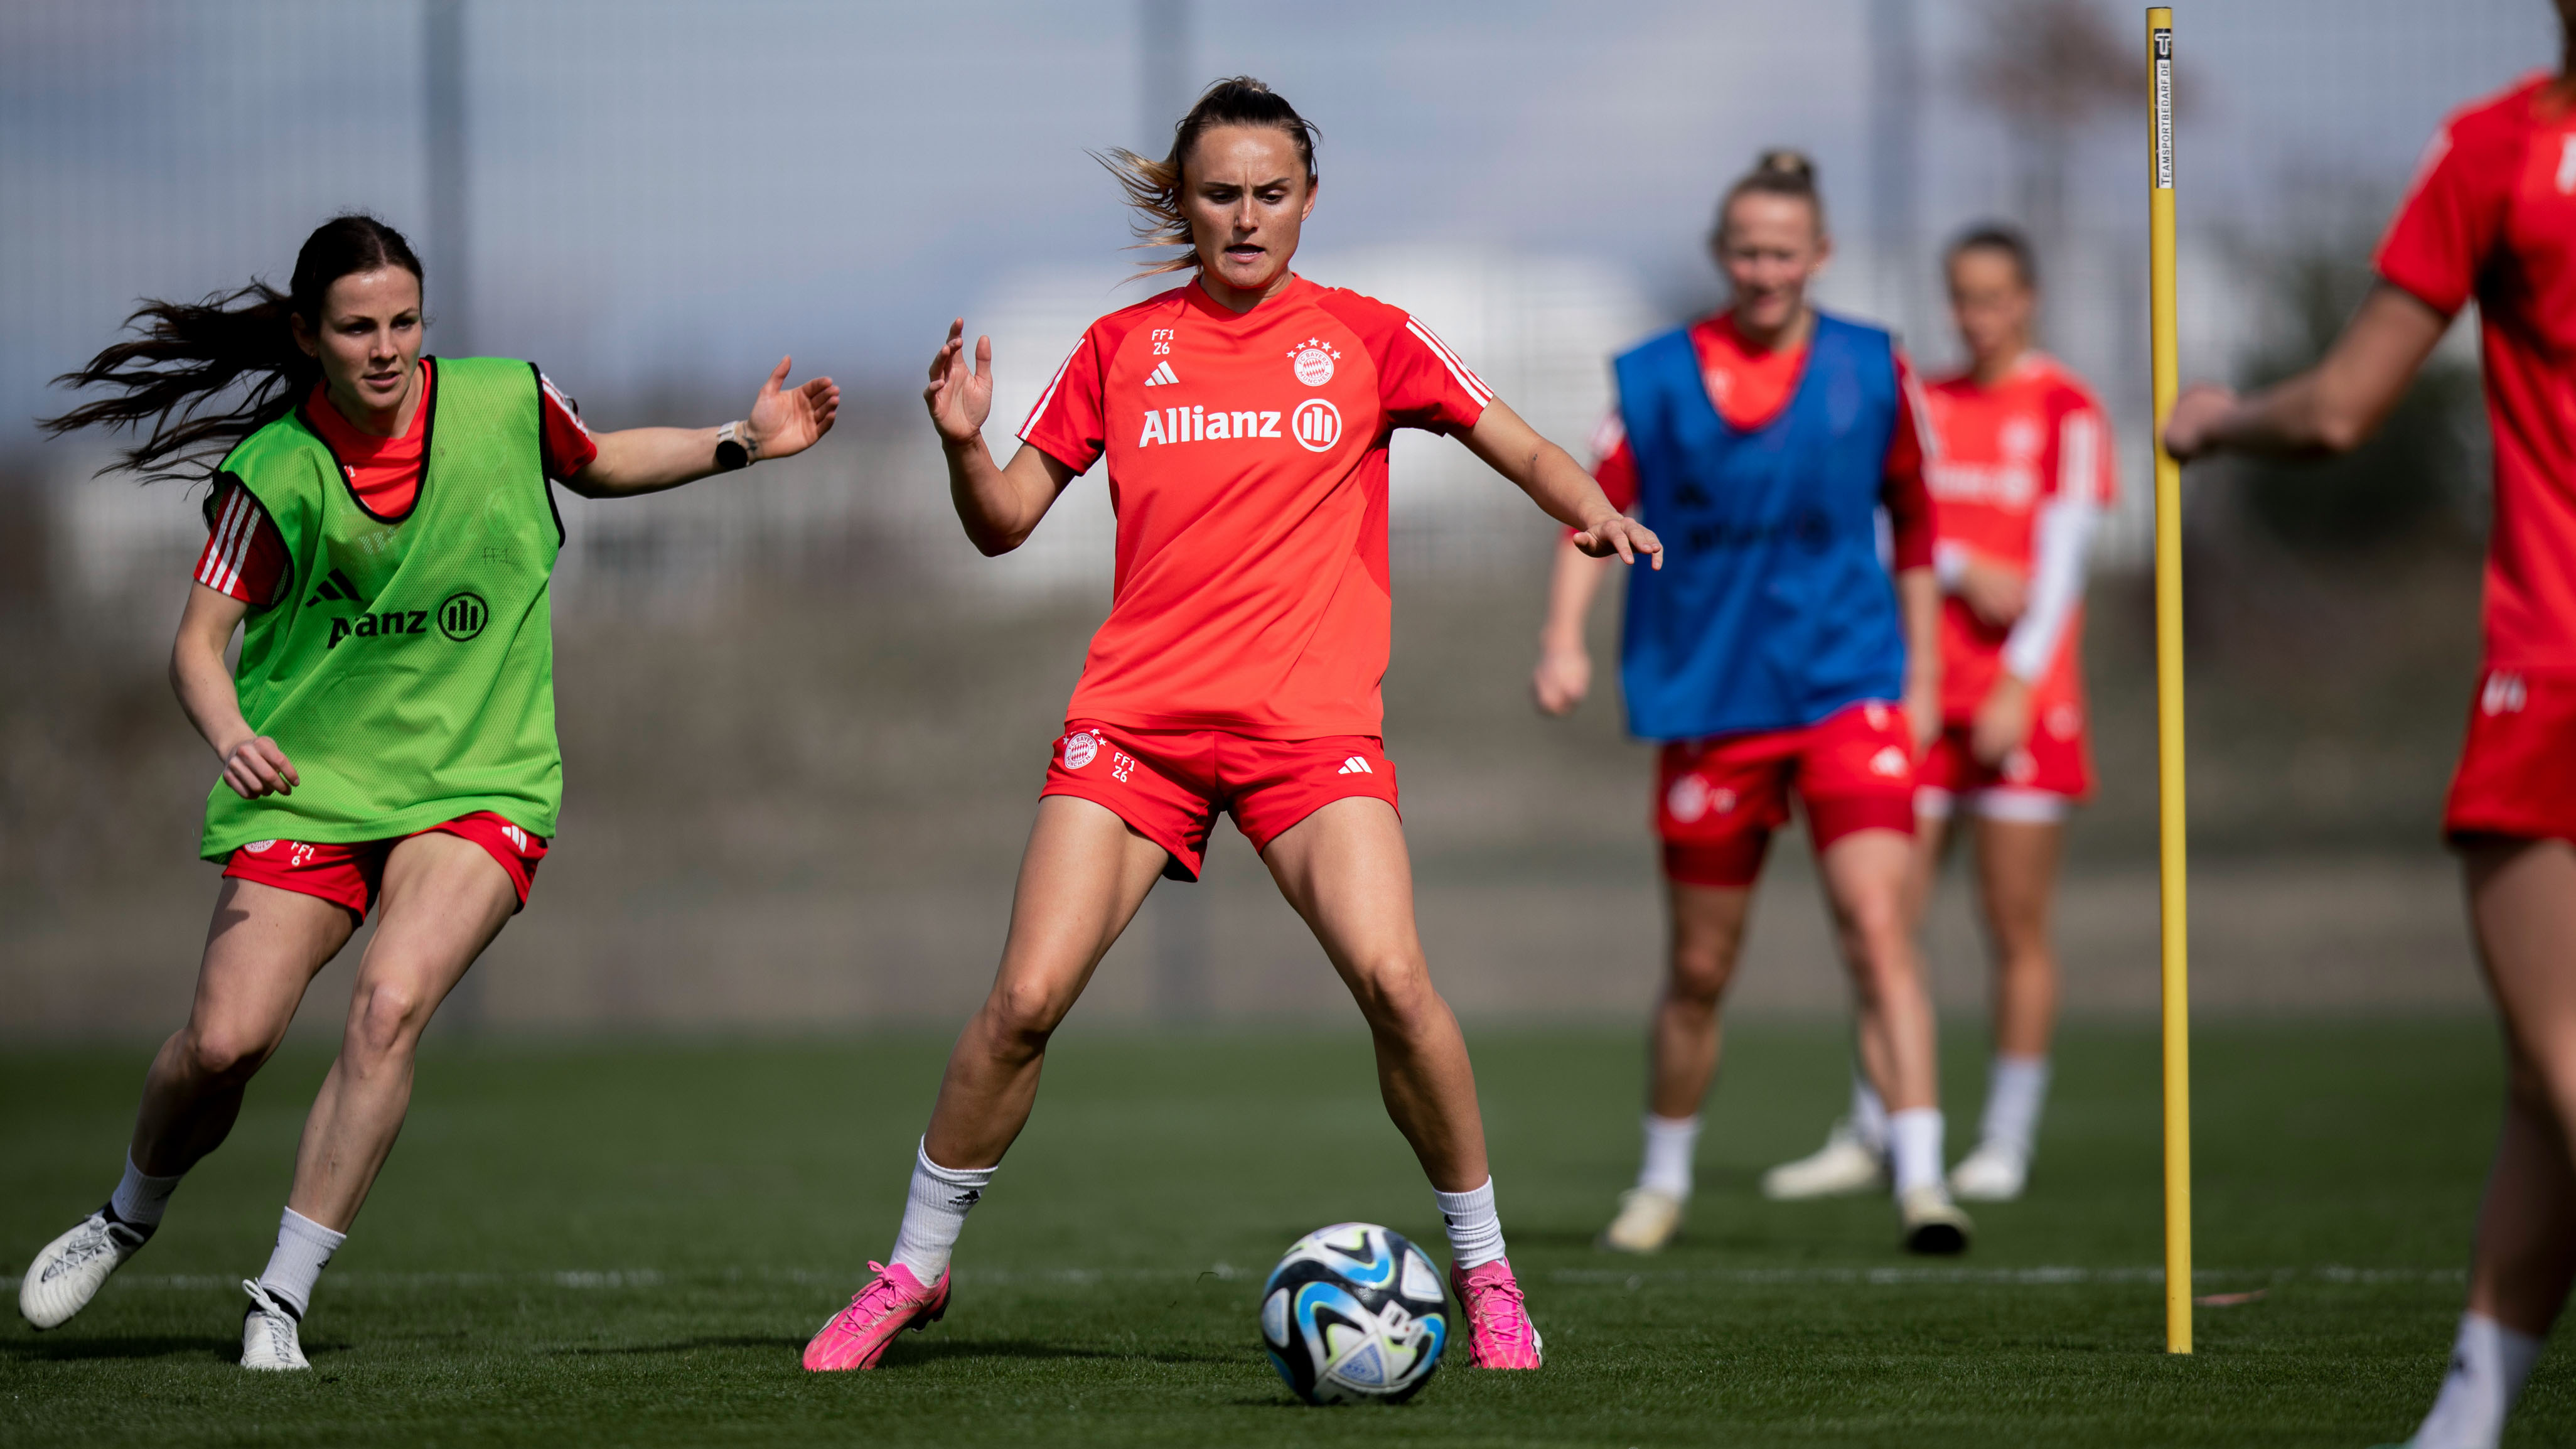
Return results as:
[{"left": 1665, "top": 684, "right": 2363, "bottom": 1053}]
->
[{"left": 201, "top": 357, "right": 564, "bottom": 858}]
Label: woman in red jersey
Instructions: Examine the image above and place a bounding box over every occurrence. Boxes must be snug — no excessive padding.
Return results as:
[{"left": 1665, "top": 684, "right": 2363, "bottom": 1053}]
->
[
  {"left": 800, "top": 78, "right": 1659, "bottom": 1376},
  {"left": 1764, "top": 225, "right": 2113, "bottom": 1207},
  {"left": 2167, "top": 13, "right": 2576, "bottom": 1443},
  {"left": 14, "top": 215, "right": 837, "bottom": 1370},
  {"left": 1531, "top": 151, "right": 1970, "bottom": 1258}
]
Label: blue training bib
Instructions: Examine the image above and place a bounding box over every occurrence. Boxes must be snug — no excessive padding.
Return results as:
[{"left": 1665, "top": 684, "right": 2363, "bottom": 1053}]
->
[{"left": 1614, "top": 313, "right": 1908, "bottom": 741}]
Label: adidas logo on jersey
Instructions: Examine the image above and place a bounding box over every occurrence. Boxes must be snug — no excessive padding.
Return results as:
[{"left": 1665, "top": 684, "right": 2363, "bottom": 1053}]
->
[
  {"left": 308, "top": 568, "right": 365, "bottom": 607},
  {"left": 1144, "top": 360, "right": 1180, "bottom": 386},
  {"left": 1337, "top": 756, "right": 1373, "bottom": 775}
]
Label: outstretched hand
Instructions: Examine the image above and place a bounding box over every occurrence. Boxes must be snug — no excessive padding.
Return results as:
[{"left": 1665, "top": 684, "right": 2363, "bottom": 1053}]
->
[
  {"left": 745, "top": 357, "right": 839, "bottom": 461},
  {"left": 924, "top": 320, "right": 996, "bottom": 445},
  {"left": 1573, "top": 515, "right": 1663, "bottom": 569},
  {"left": 2161, "top": 382, "right": 2237, "bottom": 462}
]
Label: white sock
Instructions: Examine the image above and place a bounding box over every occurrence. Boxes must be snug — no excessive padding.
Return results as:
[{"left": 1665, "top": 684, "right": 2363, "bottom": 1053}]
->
[
  {"left": 1636, "top": 1114, "right": 1700, "bottom": 1199},
  {"left": 1435, "top": 1177, "right": 1506, "bottom": 1271},
  {"left": 1977, "top": 1055, "right": 2051, "bottom": 1160},
  {"left": 2410, "top": 1312, "right": 2543, "bottom": 1449},
  {"left": 1850, "top": 1074, "right": 1890, "bottom": 1154},
  {"left": 255, "top": 1207, "right": 345, "bottom": 1319},
  {"left": 108, "top": 1155, "right": 183, "bottom": 1232},
  {"left": 887, "top": 1139, "right": 994, "bottom": 1285},
  {"left": 1887, "top": 1107, "right": 1946, "bottom": 1196}
]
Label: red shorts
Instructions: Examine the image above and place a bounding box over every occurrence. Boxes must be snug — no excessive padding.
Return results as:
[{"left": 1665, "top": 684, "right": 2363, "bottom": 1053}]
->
[
  {"left": 221, "top": 811, "right": 548, "bottom": 922},
  {"left": 1040, "top": 720, "right": 1401, "bottom": 881},
  {"left": 1914, "top": 700, "right": 2093, "bottom": 822},
  {"left": 2445, "top": 668, "right": 2576, "bottom": 843},
  {"left": 1656, "top": 700, "right": 1918, "bottom": 888}
]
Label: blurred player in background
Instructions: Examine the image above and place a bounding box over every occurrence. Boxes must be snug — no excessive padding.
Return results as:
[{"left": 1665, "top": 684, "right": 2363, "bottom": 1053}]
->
[
  {"left": 2165, "top": 11, "right": 2576, "bottom": 1442},
  {"left": 1766, "top": 225, "right": 2113, "bottom": 1205},
  {"left": 800, "top": 77, "right": 1658, "bottom": 1374},
  {"left": 16, "top": 215, "right": 837, "bottom": 1370},
  {"left": 1532, "top": 151, "right": 1970, "bottom": 1256}
]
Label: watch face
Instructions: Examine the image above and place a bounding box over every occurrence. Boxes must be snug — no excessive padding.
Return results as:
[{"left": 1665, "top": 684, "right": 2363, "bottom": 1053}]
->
[{"left": 715, "top": 438, "right": 749, "bottom": 471}]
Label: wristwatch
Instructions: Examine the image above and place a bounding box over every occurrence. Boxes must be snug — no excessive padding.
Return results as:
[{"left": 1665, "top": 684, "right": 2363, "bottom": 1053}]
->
[{"left": 714, "top": 421, "right": 754, "bottom": 471}]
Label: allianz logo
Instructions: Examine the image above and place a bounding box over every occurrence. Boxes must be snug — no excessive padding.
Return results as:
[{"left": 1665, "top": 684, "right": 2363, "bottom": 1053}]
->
[
  {"left": 1135, "top": 398, "right": 1343, "bottom": 454},
  {"left": 1926, "top": 460, "right": 2039, "bottom": 509}
]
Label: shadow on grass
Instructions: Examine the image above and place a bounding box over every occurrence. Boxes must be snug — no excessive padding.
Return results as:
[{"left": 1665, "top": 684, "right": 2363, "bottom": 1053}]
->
[
  {"left": 883, "top": 1337, "right": 1242, "bottom": 1369},
  {"left": 554, "top": 1335, "right": 803, "bottom": 1357},
  {"left": 6, "top": 1334, "right": 247, "bottom": 1365},
  {"left": 550, "top": 1335, "right": 1240, "bottom": 1369}
]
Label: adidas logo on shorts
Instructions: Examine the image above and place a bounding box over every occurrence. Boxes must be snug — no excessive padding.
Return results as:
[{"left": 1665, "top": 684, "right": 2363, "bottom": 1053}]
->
[{"left": 1337, "top": 756, "right": 1372, "bottom": 775}]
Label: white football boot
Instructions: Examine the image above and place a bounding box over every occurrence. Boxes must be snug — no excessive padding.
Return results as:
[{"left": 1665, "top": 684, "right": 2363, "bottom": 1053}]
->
[
  {"left": 1897, "top": 1184, "right": 1974, "bottom": 1256},
  {"left": 19, "top": 1208, "right": 151, "bottom": 1329},
  {"left": 1599, "top": 1188, "right": 1685, "bottom": 1254},
  {"left": 1760, "top": 1120, "right": 1887, "bottom": 1200},
  {"left": 239, "top": 1281, "right": 310, "bottom": 1371},
  {"left": 1948, "top": 1140, "right": 2030, "bottom": 1202}
]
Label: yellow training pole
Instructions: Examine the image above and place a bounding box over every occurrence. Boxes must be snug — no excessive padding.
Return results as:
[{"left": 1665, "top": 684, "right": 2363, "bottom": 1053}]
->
[{"left": 2145, "top": 6, "right": 2192, "bottom": 1357}]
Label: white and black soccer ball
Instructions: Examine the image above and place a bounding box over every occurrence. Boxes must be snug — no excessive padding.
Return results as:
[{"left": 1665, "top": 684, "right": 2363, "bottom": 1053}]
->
[{"left": 1258, "top": 1222, "right": 1448, "bottom": 1404}]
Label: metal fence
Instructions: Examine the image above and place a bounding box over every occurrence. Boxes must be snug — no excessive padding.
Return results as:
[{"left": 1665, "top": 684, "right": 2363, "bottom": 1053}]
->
[{"left": 4, "top": 0, "right": 2553, "bottom": 623}]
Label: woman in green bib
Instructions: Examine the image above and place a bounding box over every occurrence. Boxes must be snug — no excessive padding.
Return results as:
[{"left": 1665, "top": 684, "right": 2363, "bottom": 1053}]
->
[{"left": 17, "top": 215, "right": 839, "bottom": 1369}]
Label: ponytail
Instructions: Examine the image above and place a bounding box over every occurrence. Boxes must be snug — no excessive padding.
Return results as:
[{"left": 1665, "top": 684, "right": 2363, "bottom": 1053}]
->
[
  {"left": 41, "top": 213, "right": 424, "bottom": 485},
  {"left": 1095, "top": 76, "right": 1320, "bottom": 275}
]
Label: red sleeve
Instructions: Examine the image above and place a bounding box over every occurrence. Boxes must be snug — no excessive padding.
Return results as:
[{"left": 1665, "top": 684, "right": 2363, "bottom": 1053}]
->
[
  {"left": 2375, "top": 100, "right": 2515, "bottom": 318},
  {"left": 1591, "top": 411, "right": 1638, "bottom": 513},
  {"left": 194, "top": 479, "right": 289, "bottom": 606},
  {"left": 536, "top": 372, "right": 598, "bottom": 480},
  {"left": 1316, "top": 291, "right": 1493, "bottom": 437},
  {"left": 1017, "top": 326, "right": 1109, "bottom": 473},
  {"left": 1881, "top": 352, "right": 1936, "bottom": 573}
]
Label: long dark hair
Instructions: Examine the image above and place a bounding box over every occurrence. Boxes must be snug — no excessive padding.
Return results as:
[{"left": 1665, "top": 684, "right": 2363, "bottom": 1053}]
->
[
  {"left": 41, "top": 213, "right": 425, "bottom": 484},
  {"left": 1097, "top": 77, "right": 1321, "bottom": 276}
]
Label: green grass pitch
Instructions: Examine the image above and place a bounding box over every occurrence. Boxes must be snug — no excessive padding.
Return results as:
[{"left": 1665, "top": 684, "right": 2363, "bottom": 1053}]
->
[{"left": 2, "top": 1019, "right": 2565, "bottom": 1447}]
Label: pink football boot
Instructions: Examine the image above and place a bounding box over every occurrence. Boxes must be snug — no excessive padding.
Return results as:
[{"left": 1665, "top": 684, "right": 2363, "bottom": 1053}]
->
[
  {"left": 1449, "top": 1258, "right": 1543, "bottom": 1369},
  {"left": 802, "top": 1261, "right": 950, "bottom": 1372}
]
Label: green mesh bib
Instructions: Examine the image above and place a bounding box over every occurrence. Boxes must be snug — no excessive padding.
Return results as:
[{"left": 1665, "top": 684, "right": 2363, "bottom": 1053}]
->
[{"left": 201, "top": 357, "right": 564, "bottom": 858}]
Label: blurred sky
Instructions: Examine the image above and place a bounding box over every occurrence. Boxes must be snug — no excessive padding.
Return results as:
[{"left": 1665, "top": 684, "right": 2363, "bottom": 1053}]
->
[{"left": 0, "top": 0, "right": 2556, "bottom": 444}]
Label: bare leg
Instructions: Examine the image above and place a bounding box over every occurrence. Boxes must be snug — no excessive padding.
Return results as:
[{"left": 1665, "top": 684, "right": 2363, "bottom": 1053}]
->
[
  {"left": 131, "top": 880, "right": 355, "bottom": 1177},
  {"left": 1260, "top": 798, "right": 1489, "bottom": 1192},
  {"left": 1972, "top": 819, "right": 2063, "bottom": 1061},
  {"left": 1645, "top": 882, "right": 1756, "bottom": 1120},
  {"left": 1817, "top": 829, "right": 1939, "bottom": 1112},
  {"left": 286, "top": 833, "right": 515, "bottom": 1231},
  {"left": 2461, "top": 838, "right": 2576, "bottom": 1338},
  {"left": 1902, "top": 809, "right": 1953, "bottom": 933},
  {"left": 921, "top": 796, "right": 1169, "bottom": 1170}
]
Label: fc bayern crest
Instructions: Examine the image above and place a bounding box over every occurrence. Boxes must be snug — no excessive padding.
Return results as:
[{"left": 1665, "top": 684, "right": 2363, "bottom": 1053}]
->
[
  {"left": 1289, "top": 337, "right": 1341, "bottom": 387},
  {"left": 1063, "top": 731, "right": 1098, "bottom": 770}
]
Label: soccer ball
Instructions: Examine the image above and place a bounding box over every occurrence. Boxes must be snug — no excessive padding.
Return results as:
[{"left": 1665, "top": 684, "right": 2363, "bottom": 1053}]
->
[{"left": 1258, "top": 1222, "right": 1448, "bottom": 1404}]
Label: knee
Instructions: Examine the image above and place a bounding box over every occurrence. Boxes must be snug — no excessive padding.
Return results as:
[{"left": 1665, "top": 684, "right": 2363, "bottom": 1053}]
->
[
  {"left": 349, "top": 979, "right": 431, "bottom": 1062},
  {"left": 1346, "top": 952, "right": 1438, "bottom": 1033},
  {"left": 1665, "top": 942, "right": 1734, "bottom": 1009},
  {"left": 180, "top": 1023, "right": 271, "bottom": 1085},
  {"left": 984, "top": 979, "right": 1072, "bottom": 1055}
]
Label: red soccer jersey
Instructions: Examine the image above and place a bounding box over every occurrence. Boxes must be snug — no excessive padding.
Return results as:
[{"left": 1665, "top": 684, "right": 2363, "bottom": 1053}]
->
[
  {"left": 194, "top": 360, "right": 597, "bottom": 606},
  {"left": 2378, "top": 75, "right": 2576, "bottom": 669},
  {"left": 1017, "top": 274, "right": 1492, "bottom": 738},
  {"left": 1589, "top": 312, "right": 1936, "bottom": 572},
  {"left": 1922, "top": 353, "right": 2114, "bottom": 720}
]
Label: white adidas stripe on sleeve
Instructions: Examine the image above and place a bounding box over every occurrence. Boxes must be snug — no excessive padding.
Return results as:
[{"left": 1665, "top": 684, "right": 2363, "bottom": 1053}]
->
[
  {"left": 1403, "top": 319, "right": 1495, "bottom": 406},
  {"left": 1019, "top": 335, "right": 1088, "bottom": 437},
  {"left": 200, "top": 488, "right": 252, "bottom": 597}
]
